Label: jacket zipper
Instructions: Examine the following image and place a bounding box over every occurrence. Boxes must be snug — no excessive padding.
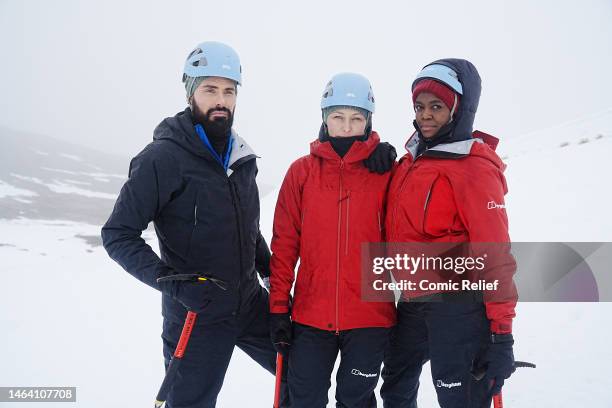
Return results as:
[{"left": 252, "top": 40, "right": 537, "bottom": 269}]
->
[
  {"left": 345, "top": 193, "right": 350, "bottom": 256},
  {"left": 228, "top": 179, "right": 243, "bottom": 315},
  {"left": 424, "top": 188, "right": 432, "bottom": 210},
  {"left": 335, "top": 160, "right": 344, "bottom": 335},
  {"left": 187, "top": 203, "right": 198, "bottom": 259},
  {"left": 421, "top": 177, "right": 440, "bottom": 237},
  {"left": 421, "top": 187, "right": 432, "bottom": 235}
]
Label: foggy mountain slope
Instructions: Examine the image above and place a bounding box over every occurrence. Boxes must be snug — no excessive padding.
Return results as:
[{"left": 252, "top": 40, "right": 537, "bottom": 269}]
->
[
  {"left": 0, "top": 127, "right": 128, "bottom": 224},
  {"left": 0, "top": 126, "right": 275, "bottom": 227}
]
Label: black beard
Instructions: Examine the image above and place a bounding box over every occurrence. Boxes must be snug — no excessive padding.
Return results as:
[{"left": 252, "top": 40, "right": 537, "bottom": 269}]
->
[{"left": 192, "top": 105, "right": 234, "bottom": 156}]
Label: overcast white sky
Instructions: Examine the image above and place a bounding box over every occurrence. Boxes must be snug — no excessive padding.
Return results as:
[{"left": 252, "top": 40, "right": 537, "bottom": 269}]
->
[{"left": 1, "top": 0, "right": 611, "bottom": 184}]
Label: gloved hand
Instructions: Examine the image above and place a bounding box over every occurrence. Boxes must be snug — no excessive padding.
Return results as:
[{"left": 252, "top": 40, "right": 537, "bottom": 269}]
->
[
  {"left": 158, "top": 279, "right": 212, "bottom": 314},
  {"left": 176, "top": 281, "right": 214, "bottom": 313},
  {"left": 363, "top": 142, "right": 397, "bottom": 174},
  {"left": 269, "top": 312, "right": 292, "bottom": 357},
  {"left": 476, "top": 333, "right": 516, "bottom": 397}
]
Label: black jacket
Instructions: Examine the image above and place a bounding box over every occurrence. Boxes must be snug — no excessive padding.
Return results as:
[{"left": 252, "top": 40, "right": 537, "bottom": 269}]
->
[{"left": 101, "top": 108, "right": 271, "bottom": 325}]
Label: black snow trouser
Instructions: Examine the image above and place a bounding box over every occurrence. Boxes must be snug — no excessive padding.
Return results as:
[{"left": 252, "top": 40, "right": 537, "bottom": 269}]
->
[
  {"left": 161, "top": 287, "right": 288, "bottom": 408},
  {"left": 288, "top": 323, "right": 391, "bottom": 408},
  {"left": 380, "top": 294, "right": 492, "bottom": 408}
]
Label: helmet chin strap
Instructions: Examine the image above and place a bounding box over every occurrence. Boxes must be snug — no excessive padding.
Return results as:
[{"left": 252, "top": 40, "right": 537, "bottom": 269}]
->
[
  {"left": 321, "top": 111, "right": 329, "bottom": 136},
  {"left": 448, "top": 94, "right": 458, "bottom": 124}
]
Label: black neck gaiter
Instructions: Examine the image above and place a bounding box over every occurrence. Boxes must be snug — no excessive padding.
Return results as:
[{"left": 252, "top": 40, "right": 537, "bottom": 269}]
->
[
  {"left": 414, "top": 120, "right": 454, "bottom": 156},
  {"left": 318, "top": 123, "right": 368, "bottom": 158}
]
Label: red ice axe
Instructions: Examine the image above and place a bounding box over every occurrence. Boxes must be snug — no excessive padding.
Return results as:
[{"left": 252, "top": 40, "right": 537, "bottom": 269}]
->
[
  {"left": 273, "top": 353, "right": 284, "bottom": 408},
  {"left": 493, "top": 392, "right": 503, "bottom": 408},
  {"left": 154, "top": 310, "right": 197, "bottom": 408},
  {"left": 153, "top": 273, "right": 227, "bottom": 408}
]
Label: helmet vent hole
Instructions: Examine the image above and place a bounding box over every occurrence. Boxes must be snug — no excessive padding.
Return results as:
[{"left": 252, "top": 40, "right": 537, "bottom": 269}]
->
[
  {"left": 187, "top": 48, "right": 202, "bottom": 59},
  {"left": 192, "top": 57, "right": 208, "bottom": 67}
]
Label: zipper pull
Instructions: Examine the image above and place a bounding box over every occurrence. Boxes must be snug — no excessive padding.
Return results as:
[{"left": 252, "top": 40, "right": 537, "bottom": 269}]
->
[
  {"left": 194, "top": 205, "right": 198, "bottom": 226},
  {"left": 335, "top": 328, "right": 340, "bottom": 336}
]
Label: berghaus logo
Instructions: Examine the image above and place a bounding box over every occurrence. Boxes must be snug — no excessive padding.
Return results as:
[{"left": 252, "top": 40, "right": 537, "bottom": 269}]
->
[
  {"left": 487, "top": 201, "right": 506, "bottom": 210},
  {"left": 351, "top": 369, "right": 377, "bottom": 378},
  {"left": 436, "top": 379, "right": 462, "bottom": 389}
]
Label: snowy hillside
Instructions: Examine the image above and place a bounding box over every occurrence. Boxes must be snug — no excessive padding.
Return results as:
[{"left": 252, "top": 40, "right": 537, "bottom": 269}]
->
[
  {"left": 0, "top": 127, "right": 128, "bottom": 226},
  {"left": 501, "top": 108, "right": 612, "bottom": 242},
  {"left": 1, "top": 111, "right": 611, "bottom": 407}
]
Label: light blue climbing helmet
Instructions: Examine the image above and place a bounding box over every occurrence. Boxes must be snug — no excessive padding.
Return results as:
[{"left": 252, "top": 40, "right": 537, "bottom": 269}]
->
[
  {"left": 320, "top": 72, "right": 375, "bottom": 113},
  {"left": 182, "top": 41, "right": 242, "bottom": 85},
  {"left": 413, "top": 64, "right": 463, "bottom": 95}
]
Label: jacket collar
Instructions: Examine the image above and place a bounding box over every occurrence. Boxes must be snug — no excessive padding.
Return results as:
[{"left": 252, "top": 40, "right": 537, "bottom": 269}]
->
[
  {"left": 153, "top": 108, "right": 257, "bottom": 175},
  {"left": 310, "top": 131, "right": 380, "bottom": 164},
  {"left": 404, "top": 130, "right": 505, "bottom": 172}
]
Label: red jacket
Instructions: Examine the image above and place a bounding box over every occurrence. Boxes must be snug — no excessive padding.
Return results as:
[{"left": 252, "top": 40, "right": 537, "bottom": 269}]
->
[
  {"left": 270, "top": 132, "right": 397, "bottom": 331},
  {"left": 386, "top": 133, "right": 517, "bottom": 334}
]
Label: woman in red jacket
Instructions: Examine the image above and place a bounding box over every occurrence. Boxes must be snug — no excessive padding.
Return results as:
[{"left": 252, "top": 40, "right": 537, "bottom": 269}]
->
[
  {"left": 269, "top": 72, "right": 397, "bottom": 407},
  {"left": 380, "top": 59, "right": 517, "bottom": 408}
]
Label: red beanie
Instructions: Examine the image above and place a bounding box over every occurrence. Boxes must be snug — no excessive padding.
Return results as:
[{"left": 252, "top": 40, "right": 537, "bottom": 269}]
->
[{"left": 412, "top": 79, "right": 460, "bottom": 114}]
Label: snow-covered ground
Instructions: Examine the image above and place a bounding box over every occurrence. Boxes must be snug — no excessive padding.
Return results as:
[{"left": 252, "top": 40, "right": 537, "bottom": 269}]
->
[
  {"left": 1, "top": 114, "right": 611, "bottom": 407},
  {"left": 0, "top": 180, "right": 37, "bottom": 199}
]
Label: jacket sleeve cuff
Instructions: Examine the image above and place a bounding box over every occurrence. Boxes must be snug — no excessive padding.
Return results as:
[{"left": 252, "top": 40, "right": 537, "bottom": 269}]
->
[
  {"left": 490, "top": 319, "right": 513, "bottom": 334},
  {"left": 270, "top": 305, "right": 290, "bottom": 314},
  {"left": 270, "top": 298, "right": 290, "bottom": 314}
]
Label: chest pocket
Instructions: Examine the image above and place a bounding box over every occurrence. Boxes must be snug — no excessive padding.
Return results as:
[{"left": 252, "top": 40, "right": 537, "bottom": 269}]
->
[
  {"left": 422, "top": 174, "right": 464, "bottom": 238},
  {"left": 401, "top": 170, "right": 463, "bottom": 239}
]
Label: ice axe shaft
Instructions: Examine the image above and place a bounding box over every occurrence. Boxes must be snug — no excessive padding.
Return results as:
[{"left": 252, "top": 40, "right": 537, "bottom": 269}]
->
[
  {"left": 273, "top": 353, "right": 283, "bottom": 408},
  {"left": 153, "top": 312, "right": 197, "bottom": 408}
]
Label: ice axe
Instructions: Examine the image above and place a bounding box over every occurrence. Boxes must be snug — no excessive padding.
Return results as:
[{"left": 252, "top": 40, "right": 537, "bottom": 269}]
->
[
  {"left": 153, "top": 273, "right": 227, "bottom": 408},
  {"left": 273, "top": 353, "right": 283, "bottom": 408},
  {"left": 471, "top": 360, "right": 536, "bottom": 408},
  {"left": 154, "top": 310, "right": 197, "bottom": 408}
]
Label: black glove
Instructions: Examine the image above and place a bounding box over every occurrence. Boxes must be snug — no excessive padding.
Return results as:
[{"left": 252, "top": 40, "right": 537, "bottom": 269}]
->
[
  {"left": 159, "top": 279, "right": 212, "bottom": 314},
  {"left": 269, "top": 312, "right": 292, "bottom": 357},
  {"left": 476, "top": 333, "right": 516, "bottom": 397},
  {"left": 363, "top": 142, "right": 397, "bottom": 174}
]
